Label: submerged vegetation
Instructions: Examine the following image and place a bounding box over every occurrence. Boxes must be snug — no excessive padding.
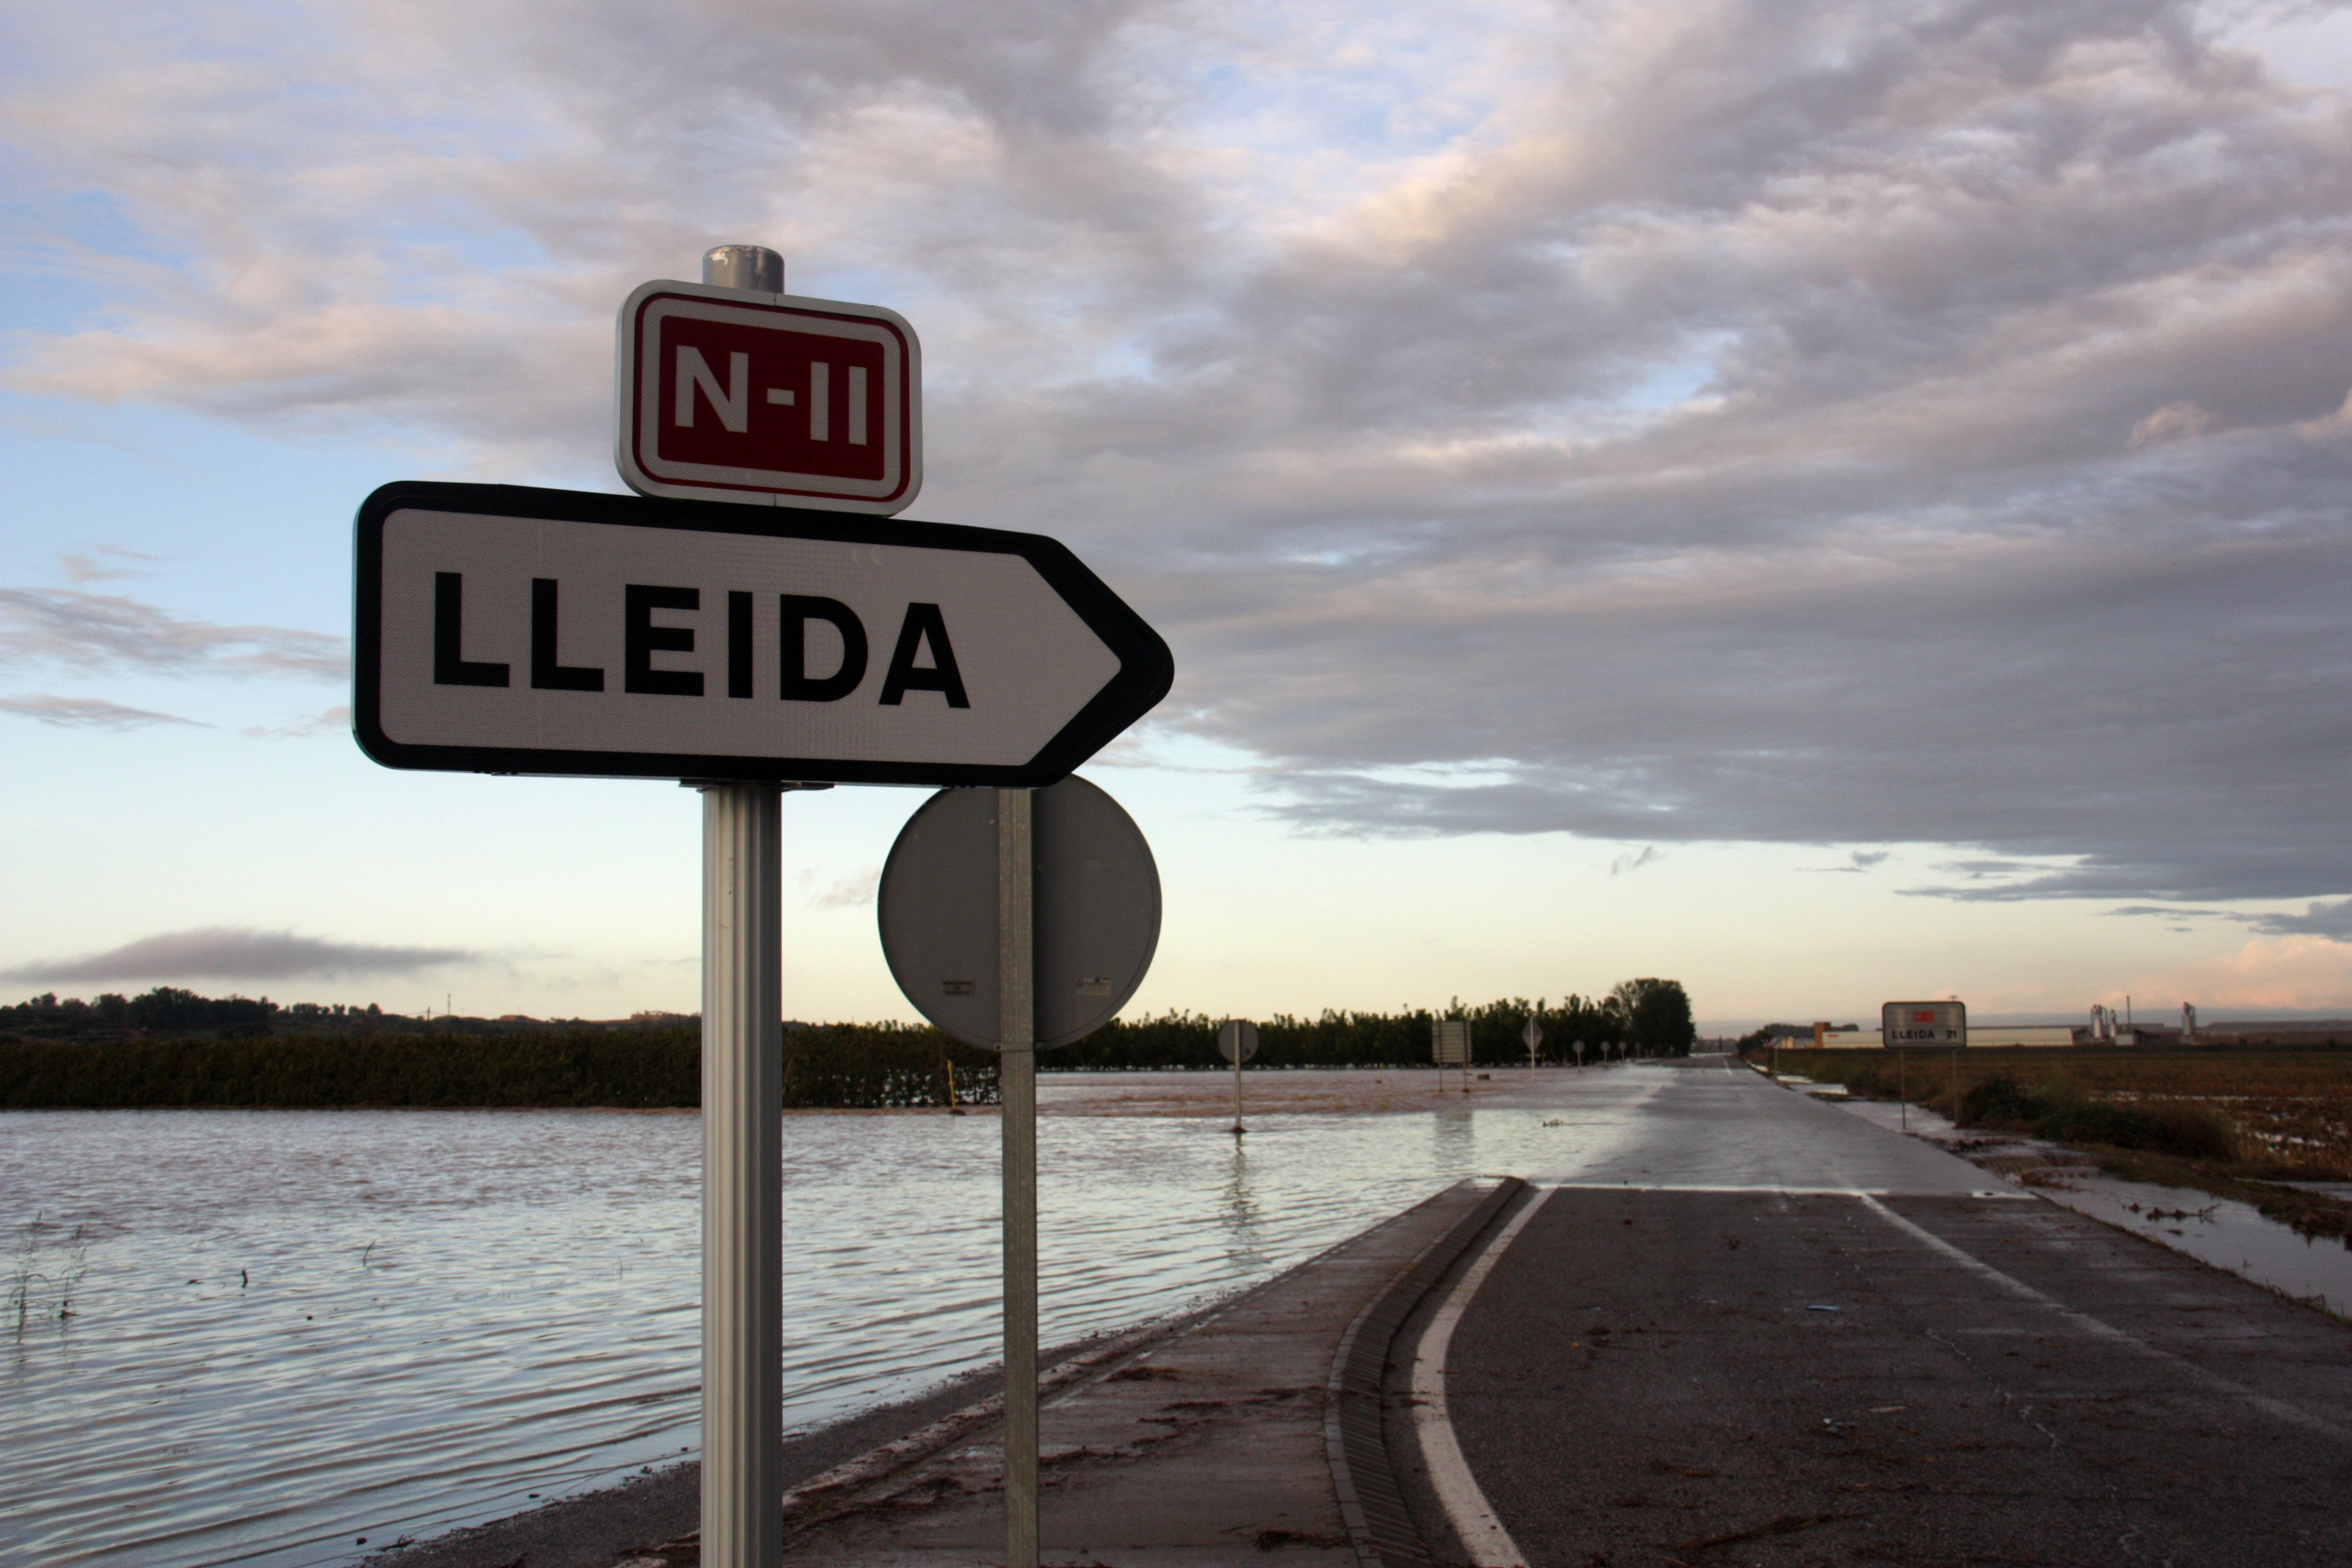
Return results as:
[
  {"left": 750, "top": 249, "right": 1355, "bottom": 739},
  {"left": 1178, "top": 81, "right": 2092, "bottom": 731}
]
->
[{"left": 1764, "top": 1045, "right": 2352, "bottom": 1239}]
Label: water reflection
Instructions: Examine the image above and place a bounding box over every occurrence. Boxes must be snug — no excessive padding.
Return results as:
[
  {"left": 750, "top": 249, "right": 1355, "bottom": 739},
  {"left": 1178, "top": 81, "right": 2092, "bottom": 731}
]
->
[{"left": 1217, "top": 1141, "right": 1267, "bottom": 1276}]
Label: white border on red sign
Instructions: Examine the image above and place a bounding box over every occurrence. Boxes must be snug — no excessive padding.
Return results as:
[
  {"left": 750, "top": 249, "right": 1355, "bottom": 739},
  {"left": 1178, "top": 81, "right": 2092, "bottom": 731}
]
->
[{"left": 613, "top": 279, "right": 923, "bottom": 515}]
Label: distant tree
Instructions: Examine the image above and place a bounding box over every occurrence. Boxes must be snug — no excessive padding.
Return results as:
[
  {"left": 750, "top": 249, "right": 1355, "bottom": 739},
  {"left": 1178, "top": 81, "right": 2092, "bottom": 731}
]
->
[{"left": 1611, "top": 978, "right": 1696, "bottom": 1057}]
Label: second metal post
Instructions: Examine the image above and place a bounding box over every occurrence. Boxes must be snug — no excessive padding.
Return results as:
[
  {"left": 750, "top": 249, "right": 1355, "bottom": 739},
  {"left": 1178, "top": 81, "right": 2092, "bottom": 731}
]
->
[
  {"left": 998, "top": 787, "right": 1038, "bottom": 1568},
  {"left": 700, "top": 783, "right": 783, "bottom": 1568}
]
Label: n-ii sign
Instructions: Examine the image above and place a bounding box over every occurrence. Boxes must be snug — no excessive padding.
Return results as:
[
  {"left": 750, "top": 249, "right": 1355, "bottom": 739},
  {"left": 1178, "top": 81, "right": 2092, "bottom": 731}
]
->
[{"left": 616, "top": 280, "right": 920, "bottom": 514}]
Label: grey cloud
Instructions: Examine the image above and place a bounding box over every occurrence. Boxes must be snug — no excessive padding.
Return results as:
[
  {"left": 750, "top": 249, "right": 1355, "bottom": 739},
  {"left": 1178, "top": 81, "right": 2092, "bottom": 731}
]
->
[
  {"left": 0, "top": 586, "right": 346, "bottom": 679},
  {"left": 9, "top": 0, "right": 2352, "bottom": 913},
  {"left": 2247, "top": 899, "right": 2352, "bottom": 940},
  {"left": 1850, "top": 852, "right": 1890, "bottom": 870},
  {"left": 0, "top": 693, "right": 207, "bottom": 729},
  {"left": 1, "top": 928, "right": 477, "bottom": 984}
]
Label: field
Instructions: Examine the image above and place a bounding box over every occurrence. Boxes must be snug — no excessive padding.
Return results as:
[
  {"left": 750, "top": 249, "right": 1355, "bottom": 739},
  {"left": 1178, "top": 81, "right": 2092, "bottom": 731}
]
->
[{"left": 1766, "top": 1044, "right": 2352, "bottom": 1235}]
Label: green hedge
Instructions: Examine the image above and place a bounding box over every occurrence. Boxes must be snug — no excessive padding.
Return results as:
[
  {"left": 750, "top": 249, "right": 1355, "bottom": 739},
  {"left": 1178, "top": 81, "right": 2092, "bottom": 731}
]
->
[{"left": 1059, "top": 997, "right": 1651, "bottom": 1070}]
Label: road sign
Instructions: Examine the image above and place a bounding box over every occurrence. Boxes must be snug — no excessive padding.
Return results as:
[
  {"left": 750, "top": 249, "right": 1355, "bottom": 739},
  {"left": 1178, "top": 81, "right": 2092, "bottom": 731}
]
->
[
  {"left": 1882, "top": 1000, "right": 1968, "bottom": 1047},
  {"left": 877, "top": 776, "right": 1160, "bottom": 1048},
  {"left": 1217, "top": 1020, "right": 1259, "bottom": 1063},
  {"left": 616, "top": 279, "right": 921, "bottom": 514},
  {"left": 352, "top": 481, "right": 1172, "bottom": 786},
  {"left": 1522, "top": 1017, "right": 1543, "bottom": 1051},
  {"left": 1433, "top": 1019, "right": 1472, "bottom": 1066}
]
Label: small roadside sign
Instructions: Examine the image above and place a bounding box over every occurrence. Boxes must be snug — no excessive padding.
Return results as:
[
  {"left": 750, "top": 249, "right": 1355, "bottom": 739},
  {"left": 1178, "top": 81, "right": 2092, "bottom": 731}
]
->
[
  {"left": 1217, "top": 1020, "right": 1259, "bottom": 1063},
  {"left": 1521, "top": 1016, "right": 1543, "bottom": 1066},
  {"left": 1882, "top": 1000, "right": 1967, "bottom": 1047},
  {"left": 352, "top": 482, "right": 1171, "bottom": 786},
  {"left": 616, "top": 279, "right": 921, "bottom": 514},
  {"left": 1433, "top": 1019, "right": 1472, "bottom": 1066}
]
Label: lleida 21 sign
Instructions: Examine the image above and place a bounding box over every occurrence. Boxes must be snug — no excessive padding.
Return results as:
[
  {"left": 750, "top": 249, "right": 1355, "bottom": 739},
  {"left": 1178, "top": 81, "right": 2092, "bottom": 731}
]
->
[{"left": 1881, "top": 1000, "right": 1968, "bottom": 1047}]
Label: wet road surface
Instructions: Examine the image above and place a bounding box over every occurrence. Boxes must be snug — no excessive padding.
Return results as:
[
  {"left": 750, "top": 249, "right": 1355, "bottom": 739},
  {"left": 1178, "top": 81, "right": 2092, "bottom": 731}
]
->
[{"left": 1441, "top": 1057, "right": 2352, "bottom": 1567}]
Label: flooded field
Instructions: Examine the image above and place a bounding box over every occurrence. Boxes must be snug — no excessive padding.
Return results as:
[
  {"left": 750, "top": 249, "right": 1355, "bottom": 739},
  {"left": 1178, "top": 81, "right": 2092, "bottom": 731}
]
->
[{"left": 0, "top": 1070, "right": 1604, "bottom": 1567}]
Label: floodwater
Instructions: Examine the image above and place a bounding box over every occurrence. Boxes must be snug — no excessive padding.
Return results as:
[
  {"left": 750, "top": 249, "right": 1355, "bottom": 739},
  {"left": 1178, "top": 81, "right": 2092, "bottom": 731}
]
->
[
  {"left": 18, "top": 1061, "right": 2345, "bottom": 1568},
  {"left": 0, "top": 1070, "right": 1613, "bottom": 1568},
  {"left": 2023, "top": 1172, "right": 2352, "bottom": 1317},
  {"left": 1836, "top": 1096, "right": 2352, "bottom": 1317}
]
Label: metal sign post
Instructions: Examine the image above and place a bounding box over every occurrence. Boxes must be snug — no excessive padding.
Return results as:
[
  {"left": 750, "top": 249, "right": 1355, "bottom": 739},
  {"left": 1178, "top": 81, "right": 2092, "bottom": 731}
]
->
[
  {"left": 876, "top": 776, "right": 1162, "bottom": 1568},
  {"left": 698, "top": 780, "right": 783, "bottom": 1568},
  {"left": 997, "top": 787, "right": 1039, "bottom": 1568},
  {"left": 1522, "top": 1015, "right": 1543, "bottom": 1070},
  {"left": 1217, "top": 1020, "right": 1259, "bottom": 1135}
]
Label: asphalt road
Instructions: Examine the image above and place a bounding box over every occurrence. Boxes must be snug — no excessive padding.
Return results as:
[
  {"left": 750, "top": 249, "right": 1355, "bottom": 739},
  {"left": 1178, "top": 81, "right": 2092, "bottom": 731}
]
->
[{"left": 1441, "top": 1057, "right": 2352, "bottom": 1567}]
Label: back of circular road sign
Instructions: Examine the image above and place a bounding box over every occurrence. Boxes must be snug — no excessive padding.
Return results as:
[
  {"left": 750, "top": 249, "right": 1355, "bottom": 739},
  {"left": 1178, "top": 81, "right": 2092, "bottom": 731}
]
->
[
  {"left": 1217, "top": 1020, "right": 1259, "bottom": 1064},
  {"left": 879, "top": 776, "right": 1160, "bottom": 1049}
]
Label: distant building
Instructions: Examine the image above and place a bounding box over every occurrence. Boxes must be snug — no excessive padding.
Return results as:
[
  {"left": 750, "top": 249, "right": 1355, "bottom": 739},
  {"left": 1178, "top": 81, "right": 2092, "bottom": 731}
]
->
[{"left": 1968, "top": 1026, "right": 2076, "bottom": 1048}]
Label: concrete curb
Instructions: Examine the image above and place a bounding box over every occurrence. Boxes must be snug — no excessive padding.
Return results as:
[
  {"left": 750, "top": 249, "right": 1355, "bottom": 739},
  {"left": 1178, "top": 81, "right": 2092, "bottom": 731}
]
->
[{"left": 1324, "top": 1176, "right": 1526, "bottom": 1568}]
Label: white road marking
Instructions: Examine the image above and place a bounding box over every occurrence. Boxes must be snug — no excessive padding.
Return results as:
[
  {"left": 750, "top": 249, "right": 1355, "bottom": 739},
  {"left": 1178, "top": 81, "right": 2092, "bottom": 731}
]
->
[
  {"left": 1548, "top": 1182, "right": 2031, "bottom": 1197},
  {"left": 1409, "top": 1185, "right": 1554, "bottom": 1568},
  {"left": 1857, "top": 1193, "right": 2352, "bottom": 1445}
]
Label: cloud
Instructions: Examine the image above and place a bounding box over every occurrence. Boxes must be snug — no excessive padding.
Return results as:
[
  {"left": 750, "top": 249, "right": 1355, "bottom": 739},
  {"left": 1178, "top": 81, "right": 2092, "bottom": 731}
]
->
[
  {"left": 2248, "top": 898, "right": 2352, "bottom": 941},
  {"left": 0, "top": 586, "right": 346, "bottom": 679},
  {"left": 1609, "top": 844, "right": 1659, "bottom": 876},
  {"left": 2125, "top": 934, "right": 2352, "bottom": 1012},
  {"left": 58, "top": 546, "right": 164, "bottom": 584},
  {"left": 6, "top": 0, "right": 2352, "bottom": 917},
  {"left": 1, "top": 928, "right": 477, "bottom": 984},
  {"left": 243, "top": 704, "right": 351, "bottom": 739},
  {"left": 0, "top": 692, "right": 206, "bottom": 729},
  {"left": 1849, "top": 851, "right": 1890, "bottom": 870},
  {"left": 2128, "top": 401, "right": 2220, "bottom": 449},
  {"left": 810, "top": 867, "right": 883, "bottom": 911}
]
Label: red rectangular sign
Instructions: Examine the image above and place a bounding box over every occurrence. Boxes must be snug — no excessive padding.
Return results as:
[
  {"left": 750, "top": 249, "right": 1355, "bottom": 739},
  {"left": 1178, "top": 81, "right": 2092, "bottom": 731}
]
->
[{"left": 616, "top": 280, "right": 921, "bottom": 514}]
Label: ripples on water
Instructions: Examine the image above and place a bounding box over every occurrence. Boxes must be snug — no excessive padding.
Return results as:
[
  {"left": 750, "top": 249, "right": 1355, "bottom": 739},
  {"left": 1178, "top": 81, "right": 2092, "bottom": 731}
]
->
[{"left": 0, "top": 1086, "right": 1583, "bottom": 1566}]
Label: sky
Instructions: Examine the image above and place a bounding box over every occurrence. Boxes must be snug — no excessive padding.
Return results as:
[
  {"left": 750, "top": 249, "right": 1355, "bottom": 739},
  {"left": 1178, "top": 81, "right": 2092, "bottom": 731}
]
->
[{"left": 4, "top": 0, "right": 2351, "bottom": 1032}]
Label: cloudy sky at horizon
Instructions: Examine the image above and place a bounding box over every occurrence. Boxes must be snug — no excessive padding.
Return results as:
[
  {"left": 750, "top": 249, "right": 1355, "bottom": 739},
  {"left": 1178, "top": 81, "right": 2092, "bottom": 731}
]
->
[{"left": 4, "top": 0, "right": 2350, "bottom": 1027}]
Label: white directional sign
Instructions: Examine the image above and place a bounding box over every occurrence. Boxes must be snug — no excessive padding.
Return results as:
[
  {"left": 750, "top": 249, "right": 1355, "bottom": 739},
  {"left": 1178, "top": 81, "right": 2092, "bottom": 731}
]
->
[
  {"left": 353, "top": 482, "right": 1171, "bottom": 785},
  {"left": 1882, "top": 1000, "right": 1968, "bottom": 1047},
  {"left": 616, "top": 280, "right": 921, "bottom": 514}
]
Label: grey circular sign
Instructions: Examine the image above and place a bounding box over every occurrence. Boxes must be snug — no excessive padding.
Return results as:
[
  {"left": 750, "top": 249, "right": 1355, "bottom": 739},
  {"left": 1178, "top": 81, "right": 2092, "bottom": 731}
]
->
[
  {"left": 1217, "top": 1019, "right": 1259, "bottom": 1064},
  {"left": 878, "top": 776, "right": 1161, "bottom": 1050}
]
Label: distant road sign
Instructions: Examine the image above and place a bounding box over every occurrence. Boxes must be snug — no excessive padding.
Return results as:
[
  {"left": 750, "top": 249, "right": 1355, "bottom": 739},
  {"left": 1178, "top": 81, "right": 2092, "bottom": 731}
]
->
[
  {"left": 352, "top": 482, "right": 1171, "bottom": 786},
  {"left": 877, "top": 776, "right": 1161, "bottom": 1049},
  {"left": 1433, "top": 1019, "right": 1472, "bottom": 1066},
  {"left": 1522, "top": 1017, "right": 1543, "bottom": 1051},
  {"left": 1218, "top": 1020, "right": 1259, "bottom": 1064},
  {"left": 1882, "top": 1000, "right": 1968, "bottom": 1047},
  {"left": 616, "top": 280, "right": 921, "bottom": 514}
]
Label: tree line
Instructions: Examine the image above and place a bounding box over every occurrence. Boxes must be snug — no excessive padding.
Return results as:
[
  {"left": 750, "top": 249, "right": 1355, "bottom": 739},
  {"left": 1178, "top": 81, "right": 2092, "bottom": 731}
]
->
[{"left": 0, "top": 981, "right": 1696, "bottom": 1108}]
